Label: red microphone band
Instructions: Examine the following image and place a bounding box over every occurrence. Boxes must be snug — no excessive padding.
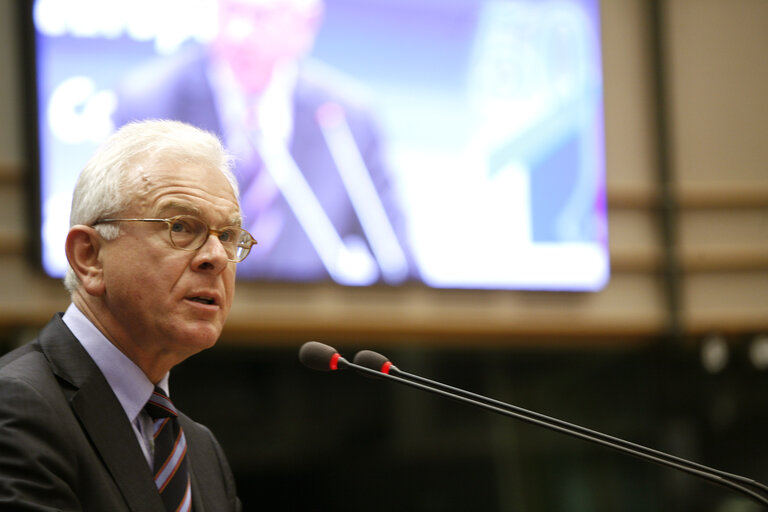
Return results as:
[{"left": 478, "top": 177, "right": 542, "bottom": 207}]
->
[{"left": 329, "top": 352, "right": 341, "bottom": 371}]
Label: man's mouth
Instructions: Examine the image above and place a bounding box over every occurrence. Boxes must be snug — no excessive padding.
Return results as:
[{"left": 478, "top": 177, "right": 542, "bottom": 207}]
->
[{"left": 188, "top": 296, "right": 216, "bottom": 305}]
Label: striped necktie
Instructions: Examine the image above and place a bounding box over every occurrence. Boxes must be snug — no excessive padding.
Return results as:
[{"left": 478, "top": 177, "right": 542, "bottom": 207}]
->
[{"left": 145, "top": 387, "right": 192, "bottom": 512}]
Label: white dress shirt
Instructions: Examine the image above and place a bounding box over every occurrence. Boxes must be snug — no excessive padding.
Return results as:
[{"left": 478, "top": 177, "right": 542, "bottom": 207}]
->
[{"left": 62, "top": 303, "right": 169, "bottom": 469}]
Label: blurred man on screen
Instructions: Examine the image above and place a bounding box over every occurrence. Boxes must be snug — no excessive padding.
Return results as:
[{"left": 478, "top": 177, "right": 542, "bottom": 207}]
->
[
  {"left": 113, "top": 0, "right": 414, "bottom": 286},
  {"left": 0, "top": 120, "right": 245, "bottom": 511}
]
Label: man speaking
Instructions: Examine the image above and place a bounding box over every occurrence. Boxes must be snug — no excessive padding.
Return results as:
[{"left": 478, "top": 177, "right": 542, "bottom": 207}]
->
[{"left": 0, "top": 120, "right": 248, "bottom": 511}]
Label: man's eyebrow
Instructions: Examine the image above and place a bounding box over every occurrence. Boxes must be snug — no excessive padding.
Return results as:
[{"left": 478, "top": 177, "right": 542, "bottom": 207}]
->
[{"left": 158, "top": 201, "right": 242, "bottom": 226}]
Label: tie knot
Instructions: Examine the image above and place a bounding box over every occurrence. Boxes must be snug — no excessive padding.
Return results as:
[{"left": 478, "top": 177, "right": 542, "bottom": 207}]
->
[{"left": 145, "top": 387, "right": 178, "bottom": 420}]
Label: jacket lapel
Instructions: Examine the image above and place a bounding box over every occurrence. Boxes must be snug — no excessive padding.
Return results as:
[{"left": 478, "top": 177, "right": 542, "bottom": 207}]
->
[
  {"left": 181, "top": 416, "right": 209, "bottom": 512},
  {"left": 188, "top": 456, "right": 206, "bottom": 512},
  {"left": 39, "top": 315, "right": 166, "bottom": 512}
]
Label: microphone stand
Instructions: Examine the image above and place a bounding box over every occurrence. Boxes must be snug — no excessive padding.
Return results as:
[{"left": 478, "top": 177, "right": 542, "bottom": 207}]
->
[
  {"left": 356, "top": 350, "right": 768, "bottom": 502},
  {"left": 298, "top": 342, "right": 768, "bottom": 507}
]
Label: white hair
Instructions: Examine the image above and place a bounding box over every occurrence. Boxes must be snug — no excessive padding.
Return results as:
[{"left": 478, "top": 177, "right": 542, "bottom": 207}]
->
[{"left": 64, "top": 119, "right": 238, "bottom": 293}]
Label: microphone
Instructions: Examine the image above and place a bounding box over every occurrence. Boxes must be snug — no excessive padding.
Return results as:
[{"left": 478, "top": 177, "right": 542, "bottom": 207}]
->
[
  {"left": 298, "top": 342, "right": 768, "bottom": 507},
  {"left": 298, "top": 340, "right": 343, "bottom": 371},
  {"left": 354, "top": 350, "right": 768, "bottom": 498}
]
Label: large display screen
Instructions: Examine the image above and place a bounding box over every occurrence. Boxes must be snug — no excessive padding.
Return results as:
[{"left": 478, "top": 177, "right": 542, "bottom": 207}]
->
[{"left": 29, "top": 0, "right": 608, "bottom": 290}]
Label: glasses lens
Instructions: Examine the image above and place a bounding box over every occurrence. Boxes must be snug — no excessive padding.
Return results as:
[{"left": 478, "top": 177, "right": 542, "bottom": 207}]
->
[
  {"left": 168, "top": 216, "right": 254, "bottom": 262},
  {"left": 226, "top": 228, "right": 253, "bottom": 262},
  {"left": 169, "top": 216, "right": 207, "bottom": 249}
]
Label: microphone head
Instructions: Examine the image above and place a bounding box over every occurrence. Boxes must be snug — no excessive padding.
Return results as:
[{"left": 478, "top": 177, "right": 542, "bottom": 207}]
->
[
  {"left": 353, "top": 350, "right": 396, "bottom": 374},
  {"left": 299, "top": 341, "right": 343, "bottom": 371}
]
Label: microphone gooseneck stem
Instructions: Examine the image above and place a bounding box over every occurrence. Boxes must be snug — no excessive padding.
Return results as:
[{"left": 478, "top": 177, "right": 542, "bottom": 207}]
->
[
  {"left": 338, "top": 357, "right": 768, "bottom": 507},
  {"left": 388, "top": 366, "right": 768, "bottom": 500},
  {"left": 298, "top": 342, "right": 768, "bottom": 507}
]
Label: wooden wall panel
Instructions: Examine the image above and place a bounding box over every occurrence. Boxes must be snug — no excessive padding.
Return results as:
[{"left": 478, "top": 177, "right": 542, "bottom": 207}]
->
[
  {"left": 666, "top": 0, "right": 768, "bottom": 186},
  {"left": 665, "top": 0, "right": 768, "bottom": 338}
]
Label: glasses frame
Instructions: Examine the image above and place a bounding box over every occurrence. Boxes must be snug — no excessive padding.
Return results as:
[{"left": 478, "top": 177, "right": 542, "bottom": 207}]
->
[{"left": 92, "top": 215, "right": 257, "bottom": 263}]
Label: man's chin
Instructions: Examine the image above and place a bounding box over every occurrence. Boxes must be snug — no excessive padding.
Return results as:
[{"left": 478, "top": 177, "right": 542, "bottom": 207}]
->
[{"left": 178, "top": 323, "right": 223, "bottom": 353}]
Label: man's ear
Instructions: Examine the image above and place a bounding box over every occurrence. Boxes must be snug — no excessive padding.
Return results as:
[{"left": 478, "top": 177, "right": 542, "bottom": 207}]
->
[{"left": 65, "top": 225, "right": 106, "bottom": 296}]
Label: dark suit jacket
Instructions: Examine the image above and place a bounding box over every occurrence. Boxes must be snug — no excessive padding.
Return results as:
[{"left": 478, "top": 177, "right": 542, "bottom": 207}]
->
[
  {"left": 112, "top": 49, "right": 414, "bottom": 283},
  {"left": 0, "top": 314, "right": 242, "bottom": 511}
]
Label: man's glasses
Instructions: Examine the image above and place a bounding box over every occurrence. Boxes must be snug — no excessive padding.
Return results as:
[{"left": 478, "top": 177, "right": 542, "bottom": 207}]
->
[{"left": 92, "top": 215, "right": 257, "bottom": 263}]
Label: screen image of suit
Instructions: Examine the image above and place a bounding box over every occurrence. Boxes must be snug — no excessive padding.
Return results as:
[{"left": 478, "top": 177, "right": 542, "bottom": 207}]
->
[
  {"left": 0, "top": 315, "right": 241, "bottom": 511},
  {"left": 112, "top": 49, "right": 414, "bottom": 285}
]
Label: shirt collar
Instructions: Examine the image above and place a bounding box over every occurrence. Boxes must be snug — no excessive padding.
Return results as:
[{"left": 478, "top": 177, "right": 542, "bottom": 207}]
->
[{"left": 62, "top": 303, "right": 170, "bottom": 423}]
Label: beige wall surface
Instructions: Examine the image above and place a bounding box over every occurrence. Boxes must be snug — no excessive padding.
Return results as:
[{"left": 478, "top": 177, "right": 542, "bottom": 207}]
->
[{"left": 0, "top": 0, "right": 765, "bottom": 347}]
